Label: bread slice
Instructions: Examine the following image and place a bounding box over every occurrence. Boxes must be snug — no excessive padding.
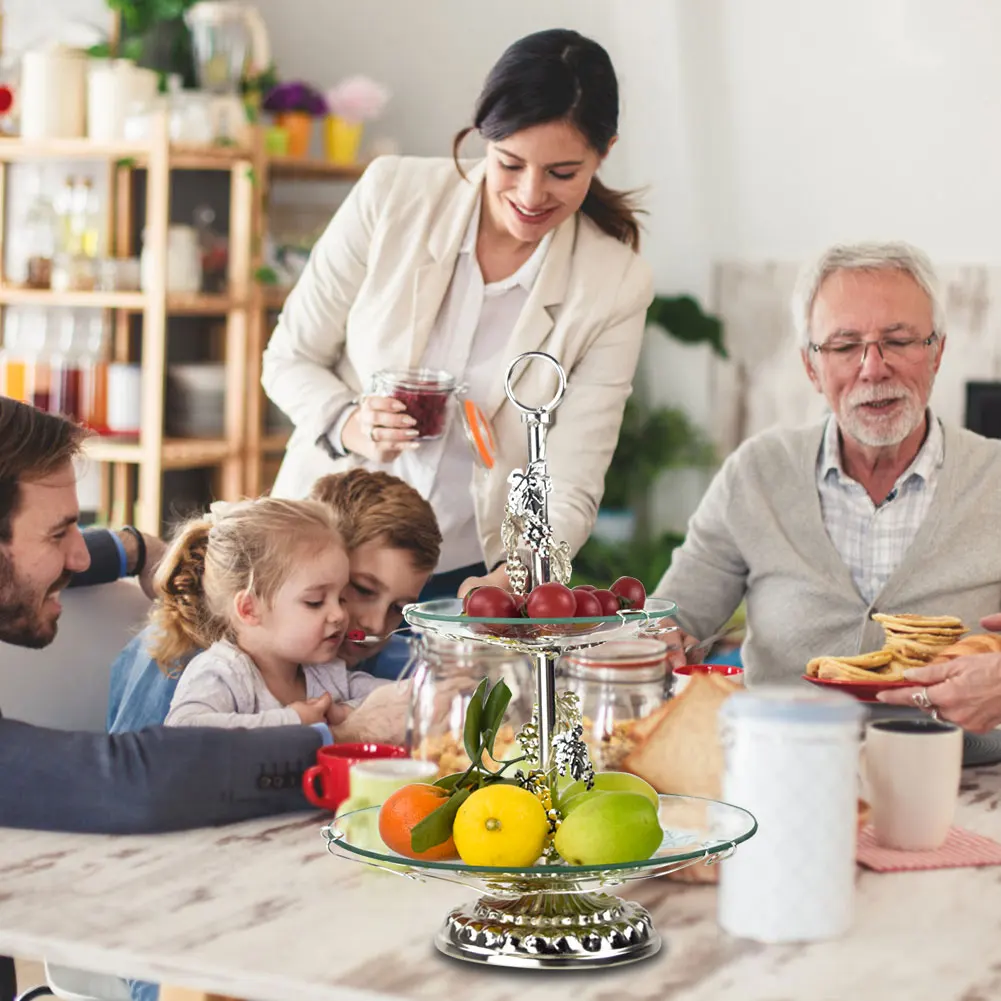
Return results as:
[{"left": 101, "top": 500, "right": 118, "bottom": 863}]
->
[
  {"left": 931, "top": 632, "right": 1001, "bottom": 661},
  {"left": 622, "top": 672, "right": 740, "bottom": 800}
]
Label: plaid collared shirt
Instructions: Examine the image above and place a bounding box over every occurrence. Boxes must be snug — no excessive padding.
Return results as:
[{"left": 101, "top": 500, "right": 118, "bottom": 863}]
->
[{"left": 816, "top": 412, "right": 945, "bottom": 604}]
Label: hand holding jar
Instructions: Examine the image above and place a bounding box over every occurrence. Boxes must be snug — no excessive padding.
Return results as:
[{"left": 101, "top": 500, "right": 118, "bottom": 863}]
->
[
  {"left": 342, "top": 368, "right": 460, "bottom": 463},
  {"left": 341, "top": 394, "right": 420, "bottom": 462}
]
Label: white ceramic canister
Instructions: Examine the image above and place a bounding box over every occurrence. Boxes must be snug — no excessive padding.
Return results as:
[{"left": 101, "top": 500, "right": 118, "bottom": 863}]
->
[
  {"left": 21, "top": 45, "right": 87, "bottom": 139},
  {"left": 87, "top": 59, "right": 143, "bottom": 141},
  {"left": 141, "top": 225, "right": 203, "bottom": 293},
  {"left": 717, "top": 686, "right": 863, "bottom": 943},
  {"left": 106, "top": 363, "right": 142, "bottom": 435}
]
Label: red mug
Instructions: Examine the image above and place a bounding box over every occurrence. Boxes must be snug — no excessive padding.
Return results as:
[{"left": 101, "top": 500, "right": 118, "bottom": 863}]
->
[
  {"left": 673, "top": 663, "right": 744, "bottom": 694},
  {"left": 302, "top": 742, "right": 408, "bottom": 812}
]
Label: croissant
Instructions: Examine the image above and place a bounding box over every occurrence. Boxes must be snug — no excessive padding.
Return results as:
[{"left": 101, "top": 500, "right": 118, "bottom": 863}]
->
[{"left": 930, "top": 632, "right": 1001, "bottom": 661}]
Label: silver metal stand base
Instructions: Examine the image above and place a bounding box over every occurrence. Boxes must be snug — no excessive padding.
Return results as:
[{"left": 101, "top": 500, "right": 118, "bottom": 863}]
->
[{"left": 434, "top": 891, "right": 662, "bottom": 969}]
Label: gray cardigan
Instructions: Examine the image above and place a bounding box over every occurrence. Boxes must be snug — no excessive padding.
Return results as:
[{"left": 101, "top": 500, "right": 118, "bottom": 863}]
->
[{"left": 655, "top": 422, "right": 1001, "bottom": 684}]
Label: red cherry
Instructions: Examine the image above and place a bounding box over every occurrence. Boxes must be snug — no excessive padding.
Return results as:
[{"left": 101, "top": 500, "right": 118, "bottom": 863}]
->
[
  {"left": 463, "top": 585, "right": 519, "bottom": 618},
  {"left": 592, "top": 589, "right": 621, "bottom": 616},
  {"left": 610, "top": 576, "right": 646, "bottom": 610},
  {"left": 525, "top": 582, "right": 577, "bottom": 619},
  {"left": 572, "top": 587, "right": 603, "bottom": 617}
]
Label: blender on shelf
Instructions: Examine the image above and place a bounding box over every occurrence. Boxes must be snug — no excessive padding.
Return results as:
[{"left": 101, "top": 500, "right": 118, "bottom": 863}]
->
[{"left": 184, "top": 1, "right": 271, "bottom": 143}]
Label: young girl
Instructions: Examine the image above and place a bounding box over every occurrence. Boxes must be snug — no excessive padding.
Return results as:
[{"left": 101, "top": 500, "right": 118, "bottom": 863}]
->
[{"left": 149, "top": 497, "right": 387, "bottom": 729}]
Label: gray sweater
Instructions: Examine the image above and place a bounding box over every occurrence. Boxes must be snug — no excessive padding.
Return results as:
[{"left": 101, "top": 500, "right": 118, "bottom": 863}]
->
[{"left": 654, "top": 422, "right": 1001, "bottom": 684}]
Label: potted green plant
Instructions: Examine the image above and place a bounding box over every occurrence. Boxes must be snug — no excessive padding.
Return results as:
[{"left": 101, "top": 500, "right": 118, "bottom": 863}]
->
[
  {"left": 263, "top": 81, "right": 328, "bottom": 158},
  {"left": 591, "top": 293, "right": 725, "bottom": 545},
  {"left": 593, "top": 398, "right": 717, "bottom": 543},
  {"left": 100, "top": 0, "right": 199, "bottom": 87}
]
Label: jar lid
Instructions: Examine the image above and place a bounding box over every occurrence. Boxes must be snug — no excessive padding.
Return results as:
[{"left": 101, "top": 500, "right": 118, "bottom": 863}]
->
[
  {"left": 720, "top": 685, "right": 864, "bottom": 725},
  {"left": 416, "top": 631, "right": 528, "bottom": 664},
  {"left": 564, "top": 639, "right": 668, "bottom": 682}
]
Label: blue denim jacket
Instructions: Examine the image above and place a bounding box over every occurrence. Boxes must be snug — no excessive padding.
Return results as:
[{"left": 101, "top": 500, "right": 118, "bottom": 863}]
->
[{"left": 106, "top": 626, "right": 183, "bottom": 734}]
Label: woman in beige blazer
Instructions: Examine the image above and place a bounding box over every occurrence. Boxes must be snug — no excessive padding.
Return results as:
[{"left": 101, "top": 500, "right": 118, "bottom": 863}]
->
[{"left": 263, "top": 28, "right": 653, "bottom": 612}]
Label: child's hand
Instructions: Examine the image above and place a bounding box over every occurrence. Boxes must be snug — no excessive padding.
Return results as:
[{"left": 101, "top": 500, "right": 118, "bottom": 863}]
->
[
  {"left": 291, "top": 693, "right": 333, "bottom": 725},
  {"left": 326, "top": 701, "right": 353, "bottom": 726}
]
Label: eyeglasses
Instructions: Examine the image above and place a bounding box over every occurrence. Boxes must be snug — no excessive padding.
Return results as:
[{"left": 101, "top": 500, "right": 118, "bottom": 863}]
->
[{"left": 808, "top": 333, "right": 938, "bottom": 369}]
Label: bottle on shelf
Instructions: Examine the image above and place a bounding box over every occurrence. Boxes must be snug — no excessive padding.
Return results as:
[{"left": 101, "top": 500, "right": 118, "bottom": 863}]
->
[
  {"left": 21, "top": 309, "right": 54, "bottom": 412},
  {"left": 53, "top": 175, "right": 76, "bottom": 255},
  {"left": 23, "top": 185, "right": 58, "bottom": 289},
  {"left": 73, "top": 177, "right": 102, "bottom": 259},
  {"left": 80, "top": 311, "right": 110, "bottom": 433},
  {"left": 49, "top": 310, "right": 85, "bottom": 421},
  {"left": 0, "top": 312, "right": 27, "bottom": 401}
]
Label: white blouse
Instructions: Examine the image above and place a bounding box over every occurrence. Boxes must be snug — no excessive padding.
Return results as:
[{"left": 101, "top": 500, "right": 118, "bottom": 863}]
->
[{"left": 338, "top": 196, "right": 552, "bottom": 573}]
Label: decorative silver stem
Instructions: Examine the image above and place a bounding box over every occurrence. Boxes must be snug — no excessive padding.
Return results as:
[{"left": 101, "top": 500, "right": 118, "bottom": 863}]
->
[
  {"left": 503, "top": 352, "right": 568, "bottom": 775},
  {"left": 535, "top": 652, "right": 556, "bottom": 773}
]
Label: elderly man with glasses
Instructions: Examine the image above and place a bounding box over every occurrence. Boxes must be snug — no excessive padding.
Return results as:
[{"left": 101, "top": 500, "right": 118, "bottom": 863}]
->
[{"left": 654, "top": 240, "right": 1001, "bottom": 689}]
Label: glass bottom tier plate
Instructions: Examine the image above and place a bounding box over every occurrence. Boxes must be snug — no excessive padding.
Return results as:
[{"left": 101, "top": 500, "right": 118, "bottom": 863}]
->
[
  {"left": 322, "top": 793, "right": 757, "bottom": 969},
  {"left": 404, "top": 596, "right": 679, "bottom": 654}
]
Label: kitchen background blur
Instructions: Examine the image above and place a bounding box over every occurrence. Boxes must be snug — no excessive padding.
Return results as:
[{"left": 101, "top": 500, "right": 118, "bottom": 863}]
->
[{"left": 4, "top": 0, "right": 1001, "bottom": 566}]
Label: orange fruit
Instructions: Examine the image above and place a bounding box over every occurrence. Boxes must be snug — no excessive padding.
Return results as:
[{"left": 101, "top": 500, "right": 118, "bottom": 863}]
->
[{"left": 378, "top": 782, "right": 458, "bottom": 861}]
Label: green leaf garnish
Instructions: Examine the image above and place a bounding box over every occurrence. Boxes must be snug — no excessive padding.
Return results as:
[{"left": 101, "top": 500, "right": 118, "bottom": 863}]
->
[
  {"left": 410, "top": 786, "right": 470, "bottom": 854},
  {"left": 462, "top": 678, "right": 489, "bottom": 763}
]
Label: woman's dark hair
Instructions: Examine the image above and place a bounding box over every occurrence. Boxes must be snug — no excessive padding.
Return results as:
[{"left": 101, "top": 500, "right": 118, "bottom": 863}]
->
[{"left": 453, "top": 28, "right": 641, "bottom": 251}]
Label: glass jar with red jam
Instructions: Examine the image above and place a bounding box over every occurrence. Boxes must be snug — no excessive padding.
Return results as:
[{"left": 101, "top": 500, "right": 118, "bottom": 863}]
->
[{"left": 372, "top": 368, "right": 458, "bottom": 440}]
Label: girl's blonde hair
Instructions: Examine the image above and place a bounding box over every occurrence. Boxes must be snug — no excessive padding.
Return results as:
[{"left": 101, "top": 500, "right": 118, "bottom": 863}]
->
[{"left": 148, "top": 497, "right": 342, "bottom": 669}]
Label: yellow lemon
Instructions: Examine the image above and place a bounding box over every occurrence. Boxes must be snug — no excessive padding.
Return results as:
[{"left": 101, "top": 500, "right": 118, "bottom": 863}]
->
[{"left": 452, "top": 784, "right": 550, "bottom": 867}]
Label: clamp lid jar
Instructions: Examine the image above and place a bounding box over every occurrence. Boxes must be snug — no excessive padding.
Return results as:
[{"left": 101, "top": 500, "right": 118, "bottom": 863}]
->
[{"left": 562, "top": 639, "right": 669, "bottom": 771}]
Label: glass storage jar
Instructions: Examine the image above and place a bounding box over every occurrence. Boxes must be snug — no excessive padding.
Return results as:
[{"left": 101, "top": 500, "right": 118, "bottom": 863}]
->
[
  {"left": 406, "top": 632, "right": 534, "bottom": 778},
  {"left": 562, "top": 639, "right": 670, "bottom": 771},
  {"left": 372, "top": 368, "right": 458, "bottom": 440}
]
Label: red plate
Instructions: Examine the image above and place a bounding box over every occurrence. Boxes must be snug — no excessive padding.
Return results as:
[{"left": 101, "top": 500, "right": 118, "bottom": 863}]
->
[{"left": 802, "top": 674, "right": 913, "bottom": 704}]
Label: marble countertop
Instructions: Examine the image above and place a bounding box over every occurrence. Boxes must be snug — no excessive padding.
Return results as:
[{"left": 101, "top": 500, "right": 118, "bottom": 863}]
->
[{"left": 2, "top": 767, "right": 1001, "bottom": 1001}]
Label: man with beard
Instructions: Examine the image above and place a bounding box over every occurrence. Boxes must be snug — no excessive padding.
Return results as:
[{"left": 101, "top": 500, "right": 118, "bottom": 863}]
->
[
  {"left": 654, "top": 241, "right": 1001, "bottom": 684},
  {"left": 0, "top": 397, "right": 352, "bottom": 833}
]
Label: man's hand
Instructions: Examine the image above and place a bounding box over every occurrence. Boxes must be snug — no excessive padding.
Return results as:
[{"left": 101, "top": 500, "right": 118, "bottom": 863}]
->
[
  {"left": 876, "top": 654, "right": 1001, "bottom": 732},
  {"left": 116, "top": 529, "right": 167, "bottom": 600},
  {"left": 331, "top": 681, "right": 412, "bottom": 745},
  {"left": 458, "top": 563, "right": 511, "bottom": 600}
]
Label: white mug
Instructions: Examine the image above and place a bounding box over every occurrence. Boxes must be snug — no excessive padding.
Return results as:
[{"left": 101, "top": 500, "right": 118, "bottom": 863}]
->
[
  {"left": 864, "top": 718, "right": 962, "bottom": 850},
  {"left": 338, "top": 757, "right": 438, "bottom": 815}
]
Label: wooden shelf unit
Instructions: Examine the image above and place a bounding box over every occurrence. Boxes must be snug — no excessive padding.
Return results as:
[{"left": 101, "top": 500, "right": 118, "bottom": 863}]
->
[
  {"left": 0, "top": 127, "right": 369, "bottom": 525},
  {"left": 243, "top": 157, "right": 367, "bottom": 496}
]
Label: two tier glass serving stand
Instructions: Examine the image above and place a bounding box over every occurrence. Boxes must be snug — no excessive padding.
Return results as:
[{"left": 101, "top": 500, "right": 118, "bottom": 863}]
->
[{"left": 322, "top": 352, "right": 757, "bottom": 969}]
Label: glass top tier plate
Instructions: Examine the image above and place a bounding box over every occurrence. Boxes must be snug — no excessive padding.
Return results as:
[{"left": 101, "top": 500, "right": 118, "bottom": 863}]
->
[
  {"left": 322, "top": 794, "right": 756, "bottom": 893},
  {"left": 404, "top": 596, "right": 679, "bottom": 653}
]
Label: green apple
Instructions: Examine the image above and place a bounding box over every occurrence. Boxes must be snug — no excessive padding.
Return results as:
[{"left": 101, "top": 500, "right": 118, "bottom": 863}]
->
[
  {"left": 560, "top": 789, "right": 610, "bottom": 816},
  {"left": 559, "top": 771, "right": 660, "bottom": 812},
  {"left": 554, "top": 791, "right": 663, "bottom": 866}
]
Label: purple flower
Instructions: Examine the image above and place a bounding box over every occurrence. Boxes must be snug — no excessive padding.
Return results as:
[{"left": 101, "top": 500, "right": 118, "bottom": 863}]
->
[{"left": 262, "top": 81, "right": 328, "bottom": 116}]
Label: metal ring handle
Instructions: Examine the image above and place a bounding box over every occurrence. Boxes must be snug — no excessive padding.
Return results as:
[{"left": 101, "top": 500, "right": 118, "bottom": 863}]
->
[{"left": 504, "top": 352, "right": 567, "bottom": 415}]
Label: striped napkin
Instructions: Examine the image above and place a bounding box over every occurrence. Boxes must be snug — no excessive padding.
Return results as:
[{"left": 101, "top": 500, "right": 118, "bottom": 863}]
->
[{"left": 857, "top": 826, "right": 1001, "bottom": 871}]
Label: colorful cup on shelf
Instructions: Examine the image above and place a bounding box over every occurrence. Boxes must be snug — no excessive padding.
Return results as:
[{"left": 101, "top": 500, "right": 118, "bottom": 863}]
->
[
  {"left": 263, "top": 123, "right": 289, "bottom": 156},
  {"left": 673, "top": 663, "right": 744, "bottom": 695},
  {"left": 302, "top": 742, "right": 408, "bottom": 812},
  {"left": 325, "top": 114, "right": 363, "bottom": 165},
  {"left": 275, "top": 110, "right": 313, "bottom": 158}
]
